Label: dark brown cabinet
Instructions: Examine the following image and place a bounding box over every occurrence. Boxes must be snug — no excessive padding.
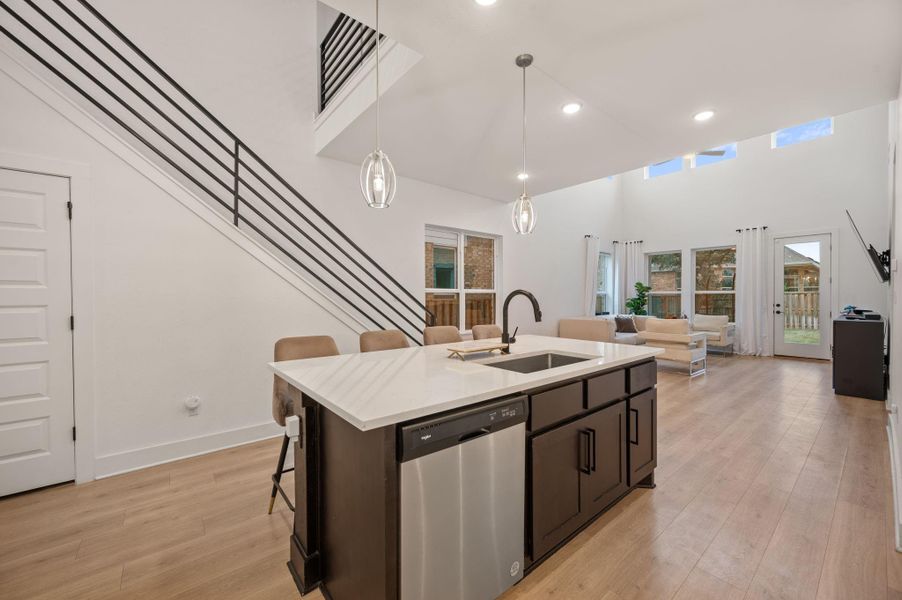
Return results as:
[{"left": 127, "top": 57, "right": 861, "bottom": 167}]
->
[
  {"left": 529, "top": 417, "right": 586, "bottom": 560},
  {"left": 581, "top": 401, "right": 628, "bottom": 515},
  {"left": 628, "top": 389, "right": 656, "bottom": 486},
  {"left": 529, "top": 400, "right": 627, "bottom": 561}
]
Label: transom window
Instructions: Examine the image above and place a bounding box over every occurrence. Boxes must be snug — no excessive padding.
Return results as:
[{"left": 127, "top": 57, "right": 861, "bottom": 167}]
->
[
  {"left": 693, "top": 143, "right": 737, "bottom": 168},
  {"left": 645, "top": 157, "right": 683, "bottom": 179},
  {"left": 647, "top": 251, "right": 682, "bottom": 318},
  {"left": 425, "top": 226, "right": 499, "bottom": 331},
  {"left": 694, "top": 247, "right": 736, "bottom": 321},
  {"left": 772, "top": 117, "right": 833, "bottom": 148},
  {"left": 595, "top": 252, "right": 612, "bottom": 315}
]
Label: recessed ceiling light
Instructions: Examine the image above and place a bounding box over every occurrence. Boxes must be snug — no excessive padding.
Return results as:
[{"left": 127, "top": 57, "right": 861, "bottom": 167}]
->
[
  {"left": 517, "top": 172, "right": 529, "bottom": 181},
  {"left": 694, "top": 110, "right": 715, "bottom": 122},
  {"left": 475, "top": 0, "right": 497, "bottom": 6},
  {"left": 562, "top": 102, "right": 582, "bottom": 115}
]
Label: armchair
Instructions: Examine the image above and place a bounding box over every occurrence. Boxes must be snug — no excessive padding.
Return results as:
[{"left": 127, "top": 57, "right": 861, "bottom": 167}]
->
[
  {"left": 639, "top": 318, "right": 707, "bottom": 377},
  {"left": 691, "top": 314, "right": 735, "bottom": 355}
]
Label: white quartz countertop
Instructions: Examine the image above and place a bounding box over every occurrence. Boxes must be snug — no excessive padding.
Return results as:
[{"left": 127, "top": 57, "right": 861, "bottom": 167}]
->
[{"left": 269, "top": 335, "right": 663, "bottom": 431}]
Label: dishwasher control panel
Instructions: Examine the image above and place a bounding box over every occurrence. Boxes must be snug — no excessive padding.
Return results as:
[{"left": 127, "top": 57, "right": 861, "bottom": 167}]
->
[{"left": 398, "top": 396, "right": 528, "bottom": 462}]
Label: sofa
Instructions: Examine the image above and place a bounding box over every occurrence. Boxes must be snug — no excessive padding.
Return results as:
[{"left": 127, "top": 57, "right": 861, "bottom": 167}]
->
[
  {"left": 691, "top": 314, "right": 735, "bottom": 355},
  {"left": 558, "top": 315, "right": 653, "bottom": 346},
  {"left": 639, "top": 318, "right": 707, "bottom": 377}
]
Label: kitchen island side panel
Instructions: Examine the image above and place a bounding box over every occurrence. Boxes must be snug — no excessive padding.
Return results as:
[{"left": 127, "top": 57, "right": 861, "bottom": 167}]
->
[{"left": 320, "top": 406, "right": 399, "bottom": 600}]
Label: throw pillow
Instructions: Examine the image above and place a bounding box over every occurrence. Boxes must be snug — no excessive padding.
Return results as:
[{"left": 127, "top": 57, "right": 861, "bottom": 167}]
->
[{"left": 614, "top": 316, "right": 638, "bottom": 333}]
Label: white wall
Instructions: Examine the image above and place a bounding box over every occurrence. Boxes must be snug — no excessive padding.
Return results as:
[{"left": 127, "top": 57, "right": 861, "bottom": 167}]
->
[
  {"left": 0, "top": 64, "right": 374, "bottom": 475},
  {"left": 619, "top": 104, "right": 891, "bottom": 322},
  {"left": 888, "top": 78, "right": 901, "bottom": 548},
  {"left": 504, "top": 178, "right": 622, "bottom": 335}
]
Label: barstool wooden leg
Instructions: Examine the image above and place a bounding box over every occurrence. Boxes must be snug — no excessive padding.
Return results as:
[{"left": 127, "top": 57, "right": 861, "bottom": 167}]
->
[{"left": 269, "top": 434, "right": 290, "bottom": 514}]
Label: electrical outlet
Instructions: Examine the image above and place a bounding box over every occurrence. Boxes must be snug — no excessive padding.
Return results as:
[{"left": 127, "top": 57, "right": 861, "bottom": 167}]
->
[{"left": 184, "top": 396, "right": 201, "bottom": 416}]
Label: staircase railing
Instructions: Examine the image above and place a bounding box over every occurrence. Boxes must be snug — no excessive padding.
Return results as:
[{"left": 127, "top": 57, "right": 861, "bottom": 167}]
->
[
  {"left": 0, "top": 0, "right": 434, "bottom": 345},
  {"left": 320, "top": 12, "right": 381, "bottom": 112}
]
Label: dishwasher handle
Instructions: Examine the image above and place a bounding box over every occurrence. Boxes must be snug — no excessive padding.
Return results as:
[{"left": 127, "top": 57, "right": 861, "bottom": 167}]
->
[{"left": 458, "top": 427, "right": 491, "bottom": 443}]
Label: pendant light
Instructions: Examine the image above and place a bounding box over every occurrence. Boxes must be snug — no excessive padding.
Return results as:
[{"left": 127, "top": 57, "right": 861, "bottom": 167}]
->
[
  {"left": 512, "top": 53, "right": 537, "bottom": 234},
  {"left": 360, "top": 0, "right": 397, "bottom": 208}
]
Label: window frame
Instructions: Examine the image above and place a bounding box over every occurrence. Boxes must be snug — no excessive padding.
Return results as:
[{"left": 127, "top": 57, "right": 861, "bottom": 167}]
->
[
  {"left": 691, "top": 245, "right": 737, "bottom": 321},
  {"left": 424, "top": 226, "right": 501, "bottom": 333},
  {"left": 595, "top": 251, "right": 612, "bottom": 315},
  {"left": 646, "top": 250, "right": 682, "bottom": 318},
  {"left": 771, "top": 117, "right": 834, "bottom": 149}
]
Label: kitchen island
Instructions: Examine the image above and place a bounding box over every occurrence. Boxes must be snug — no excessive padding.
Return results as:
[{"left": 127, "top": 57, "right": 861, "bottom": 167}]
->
[{"left": 271, "top": 334, "right": 663, "bottom": 600}]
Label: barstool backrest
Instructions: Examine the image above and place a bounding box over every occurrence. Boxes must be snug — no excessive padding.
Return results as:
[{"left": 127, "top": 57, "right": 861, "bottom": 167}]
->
[
  {"left": 360, "top": 330, "right": 409, "bottom": 352},
  {"left": 471, "top": 324, "right": 502, "bottom": 340},
  {"left": 423, "top": 326, "right": 463, "bottom": 346},
  {"left": 272, "top": 335, "right": 339, "bottom": 425}
]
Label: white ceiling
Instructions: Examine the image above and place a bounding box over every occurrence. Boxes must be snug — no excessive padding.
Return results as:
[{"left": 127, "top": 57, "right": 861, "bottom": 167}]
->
[{"left": 319, "top": 0, "right": 902, "bottom": 202}]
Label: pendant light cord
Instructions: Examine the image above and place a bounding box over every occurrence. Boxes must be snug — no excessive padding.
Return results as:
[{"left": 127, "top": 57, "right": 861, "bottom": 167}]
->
[
  {"left": 521, "top": 63, "right": 527, "bottom": 195},
  {"left": 375, "top": 0, "right": 381, "bottom": 151}
]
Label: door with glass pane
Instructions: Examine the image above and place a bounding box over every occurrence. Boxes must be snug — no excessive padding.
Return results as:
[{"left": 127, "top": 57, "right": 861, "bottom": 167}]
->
[{"left": 773, "top": 234, "right": 831, "bottom": 359}]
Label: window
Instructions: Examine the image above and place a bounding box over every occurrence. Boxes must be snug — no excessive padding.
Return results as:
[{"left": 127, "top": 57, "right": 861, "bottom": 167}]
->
[
  {"left": 595, "top": 252, "right": 612, "bottom": 315},
  {"left": 647, "top": 252, "right": 681, "bottom": 318},
  {"left": 425, "top": 227, "right": 499, "bottom": 331},
  {"left": 694, "top": 247, "right": 736, "bottom": 321},
  {"left": 645, "top": 157, "right": 683, "bottom": 179},
  {"left": 693, "top": 143, "right": 737, "bottom": 168},
  {"left": 772, "top": 117, "right": 833, "bottom": 148}
]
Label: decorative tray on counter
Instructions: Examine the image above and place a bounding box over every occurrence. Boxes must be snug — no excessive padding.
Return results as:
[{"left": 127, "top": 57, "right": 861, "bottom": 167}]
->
[{"left": 446, "top": 341, "right": 508, "bottom": 360}]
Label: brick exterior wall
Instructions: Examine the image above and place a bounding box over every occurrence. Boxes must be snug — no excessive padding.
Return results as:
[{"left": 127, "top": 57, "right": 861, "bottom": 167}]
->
[
  {"left": 425, "top": 241, "right": 435, "bottom": 288},
  {"left": 464, "top": 236, "right": 494, "bottom": 289}
]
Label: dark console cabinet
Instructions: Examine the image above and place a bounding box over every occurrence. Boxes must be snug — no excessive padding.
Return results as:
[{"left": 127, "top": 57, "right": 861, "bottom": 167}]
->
[{"left": 832, "top": 316, "right": 885, "bottom": 401}]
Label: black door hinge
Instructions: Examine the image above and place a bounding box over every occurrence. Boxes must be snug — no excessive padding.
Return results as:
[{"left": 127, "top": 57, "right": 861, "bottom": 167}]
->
[
  {"left": 70, "top": 315, "right": 74, "bottom": 330},
  {"left": 67, "top": 201, "right": 72, "bottom": 220},
  {"left": 72, "top": 426, "right": 76, "bottom": 441}
]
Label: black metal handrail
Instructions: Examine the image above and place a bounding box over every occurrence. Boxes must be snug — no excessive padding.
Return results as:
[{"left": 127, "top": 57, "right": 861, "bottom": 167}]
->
[
  {"left": 0, "top": 0, "right": 434, "bottom": 344},
  {"left": 319, "top": 11, "right": 381, "bottom": 112}
]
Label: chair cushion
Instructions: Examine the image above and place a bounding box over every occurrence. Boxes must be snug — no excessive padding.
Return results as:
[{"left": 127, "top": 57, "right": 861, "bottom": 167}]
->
[
  {"left": 615, "top": 316, "right": 638, "bottom": 333},
  {"left": 614, "top": 332, "right": 644, "bottom": 345},
  {"left": 645, "top": 318, "right": 690, "bottom": 335},
  {"left": 693, "top": 314, "right": 729, "bottom": 332}
]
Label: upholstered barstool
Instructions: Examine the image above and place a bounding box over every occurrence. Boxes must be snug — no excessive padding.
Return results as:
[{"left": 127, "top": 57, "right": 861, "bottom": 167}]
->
[
  {"left": 360, "top": 330, "right": 409, "bottom": 352},
  {"left": 471, "top": 324, "right": 502, "bottom": 340},
  {"left": 423, "top": 325, "right": 462, "bottom": 345},
  {"left": 269, "top": 335, "right": 339, "bottom": 514}
]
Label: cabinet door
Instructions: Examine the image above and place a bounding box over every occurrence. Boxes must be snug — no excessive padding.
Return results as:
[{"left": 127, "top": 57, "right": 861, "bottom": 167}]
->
[
  {"left": 581, "top": 401, "right": 628, "bottom": 516},
  {"left": 628, "top": 389, "right": 657, "bottom": 485},
  {"left": 530, "top": 419, "right": 585, "bottom": 561}
]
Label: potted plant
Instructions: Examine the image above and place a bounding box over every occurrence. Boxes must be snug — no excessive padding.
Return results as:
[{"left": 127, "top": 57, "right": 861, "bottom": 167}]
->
[{"left": 625, "top": 282, "right": 651, "bottom": 315}]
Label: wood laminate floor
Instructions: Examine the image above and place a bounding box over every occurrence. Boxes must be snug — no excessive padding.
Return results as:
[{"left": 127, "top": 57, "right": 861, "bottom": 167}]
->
[{"left": 1, "top": 356, "right": 899, "bottom": 599}]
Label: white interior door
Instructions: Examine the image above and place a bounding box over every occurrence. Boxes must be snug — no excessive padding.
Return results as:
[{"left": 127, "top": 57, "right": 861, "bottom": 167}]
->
[
  {"left": 0, "top": 168, "right": 75, "bottom": 496},
  {"left": 773, "top": 234, "right": 832, "bottom": 360}
]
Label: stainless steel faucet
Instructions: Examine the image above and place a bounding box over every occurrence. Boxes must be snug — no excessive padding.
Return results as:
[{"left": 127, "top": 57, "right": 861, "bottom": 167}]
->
[{"left": 501, "top": 290, "right": 542, "bottom": 353}]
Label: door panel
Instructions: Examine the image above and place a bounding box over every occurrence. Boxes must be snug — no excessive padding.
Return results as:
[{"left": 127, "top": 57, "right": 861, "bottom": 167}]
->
[
  {"left": 0, "top": 168, "right": 74, "bottom": 496},
  {"left": 530, "top": 419, "right": 583, "bottom": 561},
  {"left": 629, "top": 390, "right": 657, "bottom": 485},
  {"left": 581, "top": 401, "right": 628, "bottom": 515},
  {"left": 773, "top": 234, "right": 831, "bottom": 359}
]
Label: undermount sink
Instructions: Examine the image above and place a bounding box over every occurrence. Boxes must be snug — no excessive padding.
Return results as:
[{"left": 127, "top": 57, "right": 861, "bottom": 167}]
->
[{"left": 479, "top": 352, "right": 594, "bottom": 374}]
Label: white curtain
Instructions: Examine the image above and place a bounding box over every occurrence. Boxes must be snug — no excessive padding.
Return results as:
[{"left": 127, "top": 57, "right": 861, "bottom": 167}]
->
[
  {"left": 583, "top": 236, "right": 601, "bottom": 316},
  {"left": 614, "top": 241, "right": 644, "bottom": 314},
  {"left": 735, "top": 227, "right": 770, "bottom": 355}
]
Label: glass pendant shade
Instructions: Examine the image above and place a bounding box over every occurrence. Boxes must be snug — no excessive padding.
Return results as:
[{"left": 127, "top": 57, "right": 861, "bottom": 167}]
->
[
  {"left": 512, "top": 192, "right": 537, "bottom": 234},
  {"left": 360, "top": 148, "right": 396, "bottom": 209}
]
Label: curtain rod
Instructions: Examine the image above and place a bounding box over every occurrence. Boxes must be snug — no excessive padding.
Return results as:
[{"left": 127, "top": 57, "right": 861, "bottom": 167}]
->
[
  {"left": 613, "top": 240, "right": 643, "bottom": 244},
  {"left": 735, "top": 225, "right": 769, "bottom": 233}
]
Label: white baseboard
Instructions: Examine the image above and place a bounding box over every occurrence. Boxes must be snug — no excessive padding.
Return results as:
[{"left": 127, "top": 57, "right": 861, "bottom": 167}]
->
[
  {"left": 887, "top": 414, "right": 902, "bottom": 552},
  {"left": 94, "top": 422, "right": 283, "bottom": 479}
]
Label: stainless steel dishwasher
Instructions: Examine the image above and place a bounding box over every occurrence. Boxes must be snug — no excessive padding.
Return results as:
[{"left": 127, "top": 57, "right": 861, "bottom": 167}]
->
[{"left": 399, "top": 396, "right": 528, "bottom": 600}]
